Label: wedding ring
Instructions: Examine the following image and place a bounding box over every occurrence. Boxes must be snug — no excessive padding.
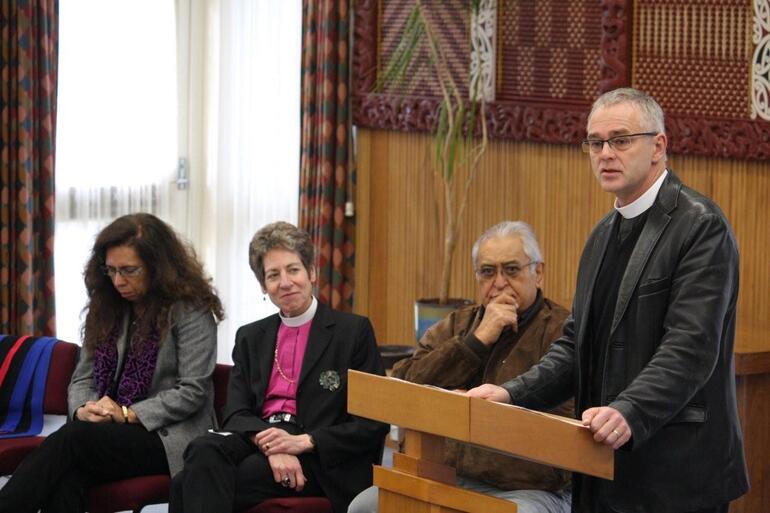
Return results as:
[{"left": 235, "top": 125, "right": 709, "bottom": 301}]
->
[
  {"left": 612, "top": 429, "right": 621, "bottom": 437},
  {"left": 264, "top": 443, "right": 270, "bottom": 450},
  {"left": 282, "top": 476, "right": 290, "bottom": 487}
]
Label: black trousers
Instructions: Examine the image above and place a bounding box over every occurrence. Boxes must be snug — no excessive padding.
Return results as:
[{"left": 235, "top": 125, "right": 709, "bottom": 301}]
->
[
  {"left": 685, "top": 506, "right": 730, "bottom": 513},
  {"left": 170, "top": 423, "right": 324, "bottom": 513},
  {"left": 0, "top": 420, "right": 168, "bottom": 513}
]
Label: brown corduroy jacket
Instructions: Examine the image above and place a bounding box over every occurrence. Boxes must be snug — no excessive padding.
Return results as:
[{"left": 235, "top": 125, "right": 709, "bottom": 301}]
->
[{"left": 392, "top": 296, "right": 572, "bottom": 492}]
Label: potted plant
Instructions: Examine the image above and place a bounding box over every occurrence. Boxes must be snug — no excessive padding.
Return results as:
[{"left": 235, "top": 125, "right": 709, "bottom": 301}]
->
[{"left": 377, "top": 0, "right": 493, "bottom": 339}]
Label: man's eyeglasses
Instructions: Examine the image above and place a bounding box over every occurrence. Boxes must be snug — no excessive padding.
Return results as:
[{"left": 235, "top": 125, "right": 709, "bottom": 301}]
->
[
  {"left": 101, "top": 265, "right": 143, "bottom": 279},
  {"left": 581, "top": 132, "right": 658, "bottom": 154},
  {"left": 475, "top": 261, "right": 538, "bottom": 281}
]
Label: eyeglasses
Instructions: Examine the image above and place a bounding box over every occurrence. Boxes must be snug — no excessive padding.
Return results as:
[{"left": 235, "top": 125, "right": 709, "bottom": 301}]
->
[
  {"left": 101, "top": 265, "right": 143, "bottom": 279},
  {"left": 475, "top": 261, "right": 538, "bottom": 281},
  {"left": 581, "top": 132, "right": 658, "bottom": 154}
]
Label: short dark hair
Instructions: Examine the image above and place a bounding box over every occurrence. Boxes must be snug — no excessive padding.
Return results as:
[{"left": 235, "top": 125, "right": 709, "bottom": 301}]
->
[
  {"left": 588, "top": 87, "right": 665, "bottom": 134},
  {"left": 249, "top": 221, "right": 315, "bottom": 288}
]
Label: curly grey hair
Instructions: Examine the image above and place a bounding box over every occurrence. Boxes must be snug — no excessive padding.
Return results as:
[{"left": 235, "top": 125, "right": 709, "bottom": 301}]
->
[{"left": 471, "top": 221, "right": 543, "bottom": 269}]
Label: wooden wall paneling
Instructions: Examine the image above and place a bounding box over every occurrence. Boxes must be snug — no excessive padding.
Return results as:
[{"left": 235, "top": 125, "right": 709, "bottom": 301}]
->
[
  {"left": 732, "top": 372, "right": 770, "bottom": 513},
  {"left": 356, "top": 129, "right": 612, "bottom": 344},
  {"left": 671, "top": 155, "right": 770, "bottom": 331},
  {"left": 356, "top": 128, "right": 770, "bottom": 347}
]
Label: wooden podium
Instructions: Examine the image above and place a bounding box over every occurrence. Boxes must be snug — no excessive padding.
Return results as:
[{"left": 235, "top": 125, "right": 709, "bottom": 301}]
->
[{"left": 348, "top": 370, "right": 614, "bottom": 513}]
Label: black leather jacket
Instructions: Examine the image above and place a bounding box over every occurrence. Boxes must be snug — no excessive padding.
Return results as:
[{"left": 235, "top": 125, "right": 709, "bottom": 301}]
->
[{"left": 502, "top": 171, "right": 748, "bottom": 513}]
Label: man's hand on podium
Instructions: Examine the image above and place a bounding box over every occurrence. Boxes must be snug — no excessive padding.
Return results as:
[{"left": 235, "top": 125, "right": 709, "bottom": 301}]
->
[
  {"left": 582, "top": 406, "right": 631, "bottom": 450},
  {"left": 464, "top": 383, "right": 511, "bottom": 403}
]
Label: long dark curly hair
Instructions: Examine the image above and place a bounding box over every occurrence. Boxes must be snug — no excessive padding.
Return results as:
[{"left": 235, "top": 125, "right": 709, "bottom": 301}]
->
[{"left": 82, "top": 213, "right": 224, "bottom": 352}]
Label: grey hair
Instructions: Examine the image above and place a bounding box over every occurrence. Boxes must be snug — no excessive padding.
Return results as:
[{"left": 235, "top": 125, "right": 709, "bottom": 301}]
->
[
  {"left": 248, "top": 221, "right": 315, "bottom": 287},
  {"left": 587, "top": 87, "right": 665, "bottom": 135},
  {"left": 471, "top": 221, "right": 543, "bottom": 269}
]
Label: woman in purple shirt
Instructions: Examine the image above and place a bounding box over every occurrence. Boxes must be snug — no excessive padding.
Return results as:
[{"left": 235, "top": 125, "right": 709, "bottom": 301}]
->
[{"left": 170, "top": 221, "right": 388, "bottom": 513}]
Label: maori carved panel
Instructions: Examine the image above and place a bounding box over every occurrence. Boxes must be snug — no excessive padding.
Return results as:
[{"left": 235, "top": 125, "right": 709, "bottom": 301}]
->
[
  {"left": 497, "top": 0, "right": 604, "bottom": 103},
  {"left": 352, "top": 0, "right": 770, "bottom": 159},
  {"left": 352, "top": 0, "right": 628, "bottom": 146},
  {"left": 752, "top": 0, "right": 770, "bottom": 121},
  {"left": 352, "top": 0, "right": 378, "bottom": 95},
  {"left": 379, "top": 0, "right": 470, "bottom": 98},
  {"left": 632, "top": 0, "right": 770, "bottom": 159}
]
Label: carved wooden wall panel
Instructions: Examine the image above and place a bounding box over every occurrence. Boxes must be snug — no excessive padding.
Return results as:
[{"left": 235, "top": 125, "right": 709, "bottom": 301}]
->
[
  {"left": 631, "top": 0, "right": 770, "bottom": 159},
  {"left": 497, "top": 0, "right": 603, "bottom": 104},
  {"left": 352, "top": 0, "right": 770, "bottom": 160},
  {"left": 379, "top": 0, "right": 470, "bottom": 97},
  {"left": 352, "top": 0, "right": 629, "bottom": 146}
]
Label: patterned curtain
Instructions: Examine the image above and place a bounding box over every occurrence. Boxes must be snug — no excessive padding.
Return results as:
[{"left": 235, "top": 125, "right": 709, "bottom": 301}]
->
[
  {"left": 299, "top": 0, "right": 355, "bottom": 310},
  {"left": 0, "top": 0, "right": 57, "bottom": 335}
]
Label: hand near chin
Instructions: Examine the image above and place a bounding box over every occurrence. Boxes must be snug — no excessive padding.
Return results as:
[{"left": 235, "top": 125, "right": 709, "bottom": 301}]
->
[{"left": 474, "top": 293, "right": 518, "bottom": 345}]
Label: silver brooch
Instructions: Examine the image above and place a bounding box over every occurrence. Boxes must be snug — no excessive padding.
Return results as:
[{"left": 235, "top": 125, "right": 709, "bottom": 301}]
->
[{"left": 319, "top": 370, "right": 341, "bottom": 392}]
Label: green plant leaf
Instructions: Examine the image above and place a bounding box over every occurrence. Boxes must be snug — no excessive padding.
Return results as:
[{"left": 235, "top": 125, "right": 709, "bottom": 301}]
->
[{"left": 376, "top": 6, "right": 425, "bottom": 93}]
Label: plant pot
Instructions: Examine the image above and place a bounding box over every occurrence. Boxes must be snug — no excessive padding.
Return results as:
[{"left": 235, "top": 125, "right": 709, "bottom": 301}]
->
[{"left": 414, "top": 298, "right": 473, "bottom": 342}]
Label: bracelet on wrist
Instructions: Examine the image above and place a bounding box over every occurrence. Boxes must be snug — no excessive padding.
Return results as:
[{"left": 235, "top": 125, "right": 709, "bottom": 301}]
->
[{"left": 121, "top": 405, "right": 129, "bottom": 424}]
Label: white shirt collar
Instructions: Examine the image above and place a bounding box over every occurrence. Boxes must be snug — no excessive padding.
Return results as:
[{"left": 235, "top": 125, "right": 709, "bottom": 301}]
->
[
  {"left": 279, "top": 296, "right": 318, "bottom": 327},
  {"left": 615, "top": 169, "right": 668, "bottom": 219}
]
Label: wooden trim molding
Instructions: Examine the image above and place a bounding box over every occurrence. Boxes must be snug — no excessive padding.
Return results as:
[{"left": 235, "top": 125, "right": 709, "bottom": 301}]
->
[
  {"left": 598, "top": 0, "right": 631, "bottom": 92},
  {"left": 667, "top": 114, "right": 770, "bottom": 161}
]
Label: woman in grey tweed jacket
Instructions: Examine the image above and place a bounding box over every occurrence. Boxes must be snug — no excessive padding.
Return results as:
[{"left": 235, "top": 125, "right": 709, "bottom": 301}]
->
[{"left": 0, "top": 213, "right": 224, "bottom": 513}]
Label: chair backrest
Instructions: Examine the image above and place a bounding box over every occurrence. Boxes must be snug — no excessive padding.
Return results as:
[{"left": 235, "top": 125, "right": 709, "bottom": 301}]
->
[
  {"left": 43, "top": 340, "right": 79, "bottom": 415},
  {"left": 213, "top": 363, "right": 232, "bottom": 425}
]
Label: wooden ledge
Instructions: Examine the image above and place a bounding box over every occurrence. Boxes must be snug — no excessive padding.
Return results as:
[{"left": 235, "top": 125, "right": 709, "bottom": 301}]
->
[{"left": 734, "top": 322, "right": 770, "bottom": 376}]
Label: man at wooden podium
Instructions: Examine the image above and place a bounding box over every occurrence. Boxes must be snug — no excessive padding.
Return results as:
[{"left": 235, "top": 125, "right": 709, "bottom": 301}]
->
[
  {"left": 349, "top": 221, "right": 574, "bottom": 513},
  {"left": 468, "top": 89, "right": 749, "bottom": 513}
]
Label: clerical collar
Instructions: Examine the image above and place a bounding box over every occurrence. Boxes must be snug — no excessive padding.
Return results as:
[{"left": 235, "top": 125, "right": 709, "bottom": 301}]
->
[
  {"left": 615, "top": 169, "right": 668, "bottom": 219},
  {"left": 280, "top": 296, "right": 318, "bottom": 327}
]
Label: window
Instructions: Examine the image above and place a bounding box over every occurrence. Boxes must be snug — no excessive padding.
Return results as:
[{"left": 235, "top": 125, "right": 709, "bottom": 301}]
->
[
  {"left": 55, "top": 0, "right": 177, "bottom": 342},
  {"left": 56, "top": 0, "right": 302, "bottom": 363}
]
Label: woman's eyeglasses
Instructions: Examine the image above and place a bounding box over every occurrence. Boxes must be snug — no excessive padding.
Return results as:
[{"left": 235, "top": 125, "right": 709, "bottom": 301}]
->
[{"left": 101, "top": 265, "right": 143, "bottom": 279}]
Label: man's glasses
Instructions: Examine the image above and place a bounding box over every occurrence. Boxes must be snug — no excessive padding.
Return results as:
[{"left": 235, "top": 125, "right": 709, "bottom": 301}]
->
[
  {"left": 475, "top": 261, "right": 538, "bottom": 281},
  {"left": 101, "top": 265, "right": 143, "bottom": 279},
  {"left": 581, "top": 132, "right": 658, "bottom": 154}
]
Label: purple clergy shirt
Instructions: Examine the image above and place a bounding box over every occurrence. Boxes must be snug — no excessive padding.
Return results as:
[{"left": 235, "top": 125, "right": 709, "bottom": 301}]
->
[{"left": 261, "top": 318, "right": 312, "bottom": 418}]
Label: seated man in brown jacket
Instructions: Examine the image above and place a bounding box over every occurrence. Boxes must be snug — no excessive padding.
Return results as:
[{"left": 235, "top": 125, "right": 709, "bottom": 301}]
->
[{"left": 348, "top": 221, "right": 573, "bottom": 513}]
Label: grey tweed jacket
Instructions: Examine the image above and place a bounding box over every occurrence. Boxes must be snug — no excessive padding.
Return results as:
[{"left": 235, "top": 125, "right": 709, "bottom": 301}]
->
[{"left": 68, "top": 303, "right": 218, "bottom": 476}]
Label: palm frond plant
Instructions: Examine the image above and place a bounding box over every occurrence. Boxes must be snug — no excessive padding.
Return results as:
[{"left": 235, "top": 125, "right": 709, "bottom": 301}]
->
[{"left": 377, "top": 0, "right": 490, "bottom": 306}]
